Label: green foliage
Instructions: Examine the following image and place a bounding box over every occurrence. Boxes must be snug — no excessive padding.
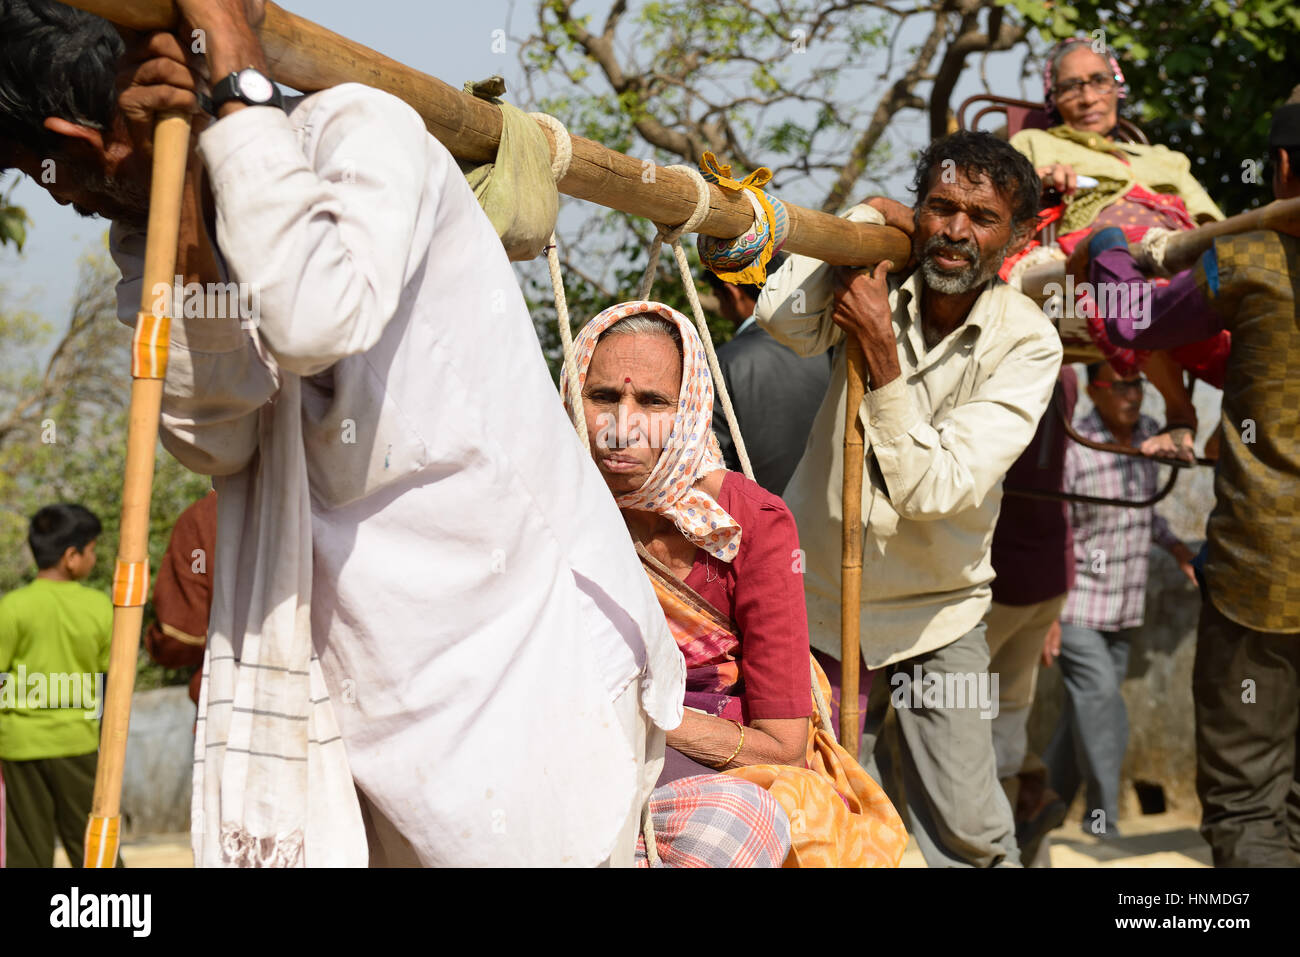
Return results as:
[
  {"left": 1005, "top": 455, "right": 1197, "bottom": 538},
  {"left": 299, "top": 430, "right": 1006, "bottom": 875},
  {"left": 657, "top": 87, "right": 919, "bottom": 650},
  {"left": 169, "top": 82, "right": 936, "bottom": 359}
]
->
[
  {"left": 519, "top": 0, "right": 900, "bottom": 370},
  {"left": 0, "top": 174, "right": 28, "bottom": 251},
  {"left": 0, "top": 205, "right": 27, "bottom": 251},
  {"left": 1014, "top": 0, "right": 1300, "bottom": 213}
]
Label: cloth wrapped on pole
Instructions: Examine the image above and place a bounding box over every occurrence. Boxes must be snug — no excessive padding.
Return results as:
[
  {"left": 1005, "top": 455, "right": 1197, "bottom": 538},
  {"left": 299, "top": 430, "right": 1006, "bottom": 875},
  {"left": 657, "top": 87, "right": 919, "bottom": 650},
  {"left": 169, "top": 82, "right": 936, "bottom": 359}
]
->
[{"left": 58, "top": 0, "right": 910, "bottom": 270}]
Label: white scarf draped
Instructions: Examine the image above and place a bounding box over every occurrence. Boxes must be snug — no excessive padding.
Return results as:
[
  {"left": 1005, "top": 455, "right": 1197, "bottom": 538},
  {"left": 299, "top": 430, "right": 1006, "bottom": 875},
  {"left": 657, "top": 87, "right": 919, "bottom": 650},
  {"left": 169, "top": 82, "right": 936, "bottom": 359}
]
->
[{"left": 192, "top": 370, "right": 368, "bottom": 867}]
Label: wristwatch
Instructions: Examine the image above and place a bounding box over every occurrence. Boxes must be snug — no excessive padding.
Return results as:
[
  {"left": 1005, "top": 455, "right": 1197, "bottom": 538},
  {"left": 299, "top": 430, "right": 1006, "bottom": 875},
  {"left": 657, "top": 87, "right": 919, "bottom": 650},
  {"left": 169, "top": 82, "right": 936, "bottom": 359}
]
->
[{"left": 210, "top": 68, "right": 285, "bottom": 112}]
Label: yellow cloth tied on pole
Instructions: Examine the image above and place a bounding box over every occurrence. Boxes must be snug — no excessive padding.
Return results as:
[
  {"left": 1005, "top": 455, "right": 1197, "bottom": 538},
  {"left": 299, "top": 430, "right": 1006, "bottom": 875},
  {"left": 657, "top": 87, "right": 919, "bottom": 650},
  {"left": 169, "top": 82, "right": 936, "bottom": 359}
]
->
[
  {"left": 460, "top": 78, "right": 558, "bottom": 262},
  {"left": 696, "top": 151, "right": 789, "bottom": 287}
]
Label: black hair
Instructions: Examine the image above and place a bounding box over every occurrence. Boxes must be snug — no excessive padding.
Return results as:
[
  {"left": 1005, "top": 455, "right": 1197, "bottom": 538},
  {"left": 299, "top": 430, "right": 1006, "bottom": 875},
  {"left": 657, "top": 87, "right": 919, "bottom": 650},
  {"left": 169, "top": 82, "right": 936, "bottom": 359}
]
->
[
  {"left": 1268, "top": 146, "right": 1296, "bottom": 177},
  {"left": 28, "top": 503, "right": 102, "bottom": 569},
  {"left": 1085, "top": 361, "right": 1104, "bottom": 385},
  {"left": 910, "top": 130, "right": 1041, "bottom": 233},
  {"left": 0, "top": 0, "right": 122, "bottom": 159},
  {"left": 702, "top": 252, "right": 788, "bottom": 303}
]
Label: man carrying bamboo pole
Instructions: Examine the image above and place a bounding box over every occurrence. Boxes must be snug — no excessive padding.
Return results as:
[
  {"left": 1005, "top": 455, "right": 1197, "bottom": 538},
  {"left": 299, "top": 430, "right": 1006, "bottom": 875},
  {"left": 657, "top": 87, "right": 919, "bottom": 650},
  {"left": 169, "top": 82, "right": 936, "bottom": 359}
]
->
[
  {"left": 755, "top": 131, "right": 1061, "bottom": 867},
  {"left": 1067, "top": 91, "right": 1300, "bottom": 867},
  {"left": 0, "top": 0, "right": 686, "bottom": 866}
]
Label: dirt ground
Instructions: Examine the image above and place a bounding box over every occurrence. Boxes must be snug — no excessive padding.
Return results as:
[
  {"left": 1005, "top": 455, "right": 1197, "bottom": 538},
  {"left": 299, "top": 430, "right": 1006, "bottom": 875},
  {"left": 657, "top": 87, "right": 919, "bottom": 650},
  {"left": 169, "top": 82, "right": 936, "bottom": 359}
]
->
[
  {"left": 50, "top": 811, "right": 1211, "bottom": 868},
  {"left": 898, "top": 811, "right": 1211, "bottom": 867}
]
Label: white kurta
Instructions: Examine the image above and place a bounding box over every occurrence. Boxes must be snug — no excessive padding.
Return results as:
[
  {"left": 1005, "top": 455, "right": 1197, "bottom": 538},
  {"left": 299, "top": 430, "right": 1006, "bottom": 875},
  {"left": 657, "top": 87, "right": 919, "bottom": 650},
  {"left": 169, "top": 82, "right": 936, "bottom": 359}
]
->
[{"left": 110, "top": 83, "right": 683, "bottom": 866}]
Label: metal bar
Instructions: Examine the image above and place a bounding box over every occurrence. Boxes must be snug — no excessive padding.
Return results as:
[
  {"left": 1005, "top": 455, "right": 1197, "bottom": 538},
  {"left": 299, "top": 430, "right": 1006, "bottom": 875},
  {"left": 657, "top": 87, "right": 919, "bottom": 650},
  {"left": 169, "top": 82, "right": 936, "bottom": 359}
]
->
[{"left": 1005, "top": 465, "right": 1180, "bottom": 508}]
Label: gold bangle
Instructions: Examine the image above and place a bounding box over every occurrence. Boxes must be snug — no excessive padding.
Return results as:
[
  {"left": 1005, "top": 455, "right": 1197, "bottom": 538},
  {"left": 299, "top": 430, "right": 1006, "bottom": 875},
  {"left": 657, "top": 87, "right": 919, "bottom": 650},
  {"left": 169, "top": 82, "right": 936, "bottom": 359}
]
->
[{"left": 713, "top": 720, "right": 745, "bottom": 769}]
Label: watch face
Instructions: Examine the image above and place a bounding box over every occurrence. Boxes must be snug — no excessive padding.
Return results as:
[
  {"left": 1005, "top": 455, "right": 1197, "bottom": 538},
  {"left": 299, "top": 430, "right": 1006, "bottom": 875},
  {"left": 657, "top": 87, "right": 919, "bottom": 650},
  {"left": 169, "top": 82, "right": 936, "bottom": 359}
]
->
[{"left": 238, "top": 69, "right": 275, "bottom": 104}]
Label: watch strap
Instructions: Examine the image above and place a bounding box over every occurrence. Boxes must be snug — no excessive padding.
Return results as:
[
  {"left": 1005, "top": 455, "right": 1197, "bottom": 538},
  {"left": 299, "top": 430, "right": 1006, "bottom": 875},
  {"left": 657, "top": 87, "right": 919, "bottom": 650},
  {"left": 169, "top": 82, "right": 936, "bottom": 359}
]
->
[{"left": 211, "top": 70, "right": 284, "bottom": 111}]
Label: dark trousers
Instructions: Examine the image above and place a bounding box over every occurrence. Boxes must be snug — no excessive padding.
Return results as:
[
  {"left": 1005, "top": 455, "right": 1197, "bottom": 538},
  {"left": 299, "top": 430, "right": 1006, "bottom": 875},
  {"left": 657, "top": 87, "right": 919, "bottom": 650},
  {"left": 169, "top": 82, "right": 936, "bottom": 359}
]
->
[
  {"left": 2, "top": 751, "right": 102, "bottom": 868},
  {"left": 1194, "top": 598, "right": 1300, "bottom": 867}
]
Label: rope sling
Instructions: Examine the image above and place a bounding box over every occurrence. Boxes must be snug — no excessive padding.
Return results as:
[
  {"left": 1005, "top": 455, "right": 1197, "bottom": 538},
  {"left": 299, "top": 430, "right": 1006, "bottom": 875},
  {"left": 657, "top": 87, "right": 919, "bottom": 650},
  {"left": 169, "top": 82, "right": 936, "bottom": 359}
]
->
[{"left": 531, "top": 115, "right": 840, "bottom": 866}]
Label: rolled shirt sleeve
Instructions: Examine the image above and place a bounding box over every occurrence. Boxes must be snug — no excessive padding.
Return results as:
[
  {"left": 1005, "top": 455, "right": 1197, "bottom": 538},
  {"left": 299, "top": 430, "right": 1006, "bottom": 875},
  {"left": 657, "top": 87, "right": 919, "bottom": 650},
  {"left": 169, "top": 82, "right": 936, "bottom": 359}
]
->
[{"left": 1151, "top": 511, "right": 1180, "bottom": 552}]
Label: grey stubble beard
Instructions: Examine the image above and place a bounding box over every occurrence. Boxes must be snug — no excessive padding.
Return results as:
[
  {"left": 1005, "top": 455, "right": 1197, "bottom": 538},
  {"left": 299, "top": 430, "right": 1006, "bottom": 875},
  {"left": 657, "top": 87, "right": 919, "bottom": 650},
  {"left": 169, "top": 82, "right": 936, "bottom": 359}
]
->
[{"left": 918, "top": 234, "right": 1012, "bottom": 295}]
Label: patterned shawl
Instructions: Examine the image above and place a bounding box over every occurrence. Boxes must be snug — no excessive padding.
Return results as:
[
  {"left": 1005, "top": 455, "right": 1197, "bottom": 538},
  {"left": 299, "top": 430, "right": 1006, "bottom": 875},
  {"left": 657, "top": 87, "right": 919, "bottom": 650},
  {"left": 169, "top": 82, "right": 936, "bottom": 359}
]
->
[{"left": 560, "top": 300, "right": 740, "bottom": 562}]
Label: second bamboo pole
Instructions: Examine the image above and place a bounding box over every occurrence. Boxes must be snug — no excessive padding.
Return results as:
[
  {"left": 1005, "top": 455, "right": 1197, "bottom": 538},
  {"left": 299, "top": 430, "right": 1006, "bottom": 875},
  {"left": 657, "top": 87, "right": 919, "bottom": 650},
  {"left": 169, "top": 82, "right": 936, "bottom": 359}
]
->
[
  {"left": 839, "top": 339, "right": 867, "bottom": 754},
  {"left": 84, "top": 110, "right": 192, "bottom": 868}
]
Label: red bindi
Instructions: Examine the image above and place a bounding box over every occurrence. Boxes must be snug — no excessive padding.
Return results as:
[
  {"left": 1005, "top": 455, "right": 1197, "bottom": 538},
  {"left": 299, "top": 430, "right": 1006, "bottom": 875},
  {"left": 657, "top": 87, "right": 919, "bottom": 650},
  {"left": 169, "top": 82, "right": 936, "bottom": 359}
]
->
[{"left": 624, "top": 377, "right": 632, "bottom": 383}]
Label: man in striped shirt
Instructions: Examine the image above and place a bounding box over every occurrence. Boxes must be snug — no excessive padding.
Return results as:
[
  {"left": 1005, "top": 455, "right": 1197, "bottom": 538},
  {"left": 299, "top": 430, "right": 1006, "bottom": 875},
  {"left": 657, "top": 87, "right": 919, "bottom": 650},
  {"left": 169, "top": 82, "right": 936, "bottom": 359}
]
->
[{"left": 1045, "top": 361, "right": 1196, "bottom": 838}]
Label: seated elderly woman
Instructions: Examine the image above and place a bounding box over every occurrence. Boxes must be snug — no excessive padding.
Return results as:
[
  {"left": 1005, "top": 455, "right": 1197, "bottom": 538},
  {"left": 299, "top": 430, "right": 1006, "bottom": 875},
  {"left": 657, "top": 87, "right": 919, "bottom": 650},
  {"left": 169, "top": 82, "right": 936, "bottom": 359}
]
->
[
  {"left": 1008, "top": 36, "right": 1230, "bottom": 461},
  {"left": 562, "top": 300, "right": 907, "bottom": 868}
]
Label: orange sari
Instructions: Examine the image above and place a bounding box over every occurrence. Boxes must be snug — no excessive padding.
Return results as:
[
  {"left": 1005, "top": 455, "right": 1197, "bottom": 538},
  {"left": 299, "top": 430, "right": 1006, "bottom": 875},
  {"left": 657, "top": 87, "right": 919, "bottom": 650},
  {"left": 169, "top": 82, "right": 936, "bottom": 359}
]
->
[{"left": 639, "top": 546, "right": 908, "bottom": 867}]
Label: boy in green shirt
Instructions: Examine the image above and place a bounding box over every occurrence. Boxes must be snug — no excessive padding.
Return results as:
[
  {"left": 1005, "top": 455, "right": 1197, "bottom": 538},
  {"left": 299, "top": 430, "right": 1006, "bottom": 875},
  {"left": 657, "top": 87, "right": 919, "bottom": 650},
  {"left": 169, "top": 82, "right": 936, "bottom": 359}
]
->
[{"left": 0, "top": 504, "right": 112, "bottom": 867}]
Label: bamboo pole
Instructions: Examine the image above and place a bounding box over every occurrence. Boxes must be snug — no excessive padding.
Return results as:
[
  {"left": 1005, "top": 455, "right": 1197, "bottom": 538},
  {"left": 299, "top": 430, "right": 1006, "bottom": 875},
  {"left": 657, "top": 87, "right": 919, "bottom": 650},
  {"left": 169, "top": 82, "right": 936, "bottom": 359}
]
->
[
  {"left": 839, "top": 339, "right": 866, "bottom": 753},
  {"left": 62, "top": 0, "right": 911, "bottom": 269},
  {"left": 62, "top": 0, "right": 893, "bottom": 807},
  {"left": 1018, "top": 195, "right": 1300, "bottom": 302},
  {"left": 82, "top": 110, "right": 192, "bottom": 868}
]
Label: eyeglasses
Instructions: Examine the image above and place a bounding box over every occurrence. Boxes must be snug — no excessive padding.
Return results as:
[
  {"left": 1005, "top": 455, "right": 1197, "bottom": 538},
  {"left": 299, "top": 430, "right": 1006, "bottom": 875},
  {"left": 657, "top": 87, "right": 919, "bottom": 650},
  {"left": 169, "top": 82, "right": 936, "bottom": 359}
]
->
[
  {"left": 1092, "top": 377, "right": 1144, "bottom": 395},
  {"left": 1055, "top": 72, "right": 1119, "bottom": 102}
]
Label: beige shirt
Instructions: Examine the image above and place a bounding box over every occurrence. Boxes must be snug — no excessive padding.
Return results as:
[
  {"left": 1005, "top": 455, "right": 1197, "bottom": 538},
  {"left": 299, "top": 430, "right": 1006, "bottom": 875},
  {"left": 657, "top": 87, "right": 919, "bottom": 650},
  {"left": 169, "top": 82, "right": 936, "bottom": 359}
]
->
[
  {"left": 1009, "top": 127, "right": 1224, "bottom": 230},
  {"left": 755, "top": 206, "right": 1063, "bottom": 668}
]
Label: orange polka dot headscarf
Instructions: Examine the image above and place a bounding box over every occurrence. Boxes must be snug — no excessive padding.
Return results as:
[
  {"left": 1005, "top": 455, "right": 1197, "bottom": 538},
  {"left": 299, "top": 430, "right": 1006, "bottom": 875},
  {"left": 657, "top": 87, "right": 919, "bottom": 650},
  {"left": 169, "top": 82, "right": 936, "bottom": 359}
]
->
[{"left": 561, "top": 300, "right": 741, "bottom": 563}]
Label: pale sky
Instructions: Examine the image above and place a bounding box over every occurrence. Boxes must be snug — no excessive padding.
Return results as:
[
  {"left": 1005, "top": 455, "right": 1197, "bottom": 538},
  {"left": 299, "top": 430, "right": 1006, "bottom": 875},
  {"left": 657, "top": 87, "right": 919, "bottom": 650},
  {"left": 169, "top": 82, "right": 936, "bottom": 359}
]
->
[{"left": 0, "top": 0, "right": 1033, "bottom": 329}]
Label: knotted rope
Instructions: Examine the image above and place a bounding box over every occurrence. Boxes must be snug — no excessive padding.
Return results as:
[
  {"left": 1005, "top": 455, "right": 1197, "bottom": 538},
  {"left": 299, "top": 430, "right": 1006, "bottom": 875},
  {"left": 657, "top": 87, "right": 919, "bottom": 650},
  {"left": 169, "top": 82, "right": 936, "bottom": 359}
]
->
[
  {"left": 531, "top": 112, "right": 589, "bottom": 451},
  {"left": 636, "top": 164, "right": 755, "bottom": 483},
  {"left": 1135, "top": 226, "right": 1178, "bottom": 278}
]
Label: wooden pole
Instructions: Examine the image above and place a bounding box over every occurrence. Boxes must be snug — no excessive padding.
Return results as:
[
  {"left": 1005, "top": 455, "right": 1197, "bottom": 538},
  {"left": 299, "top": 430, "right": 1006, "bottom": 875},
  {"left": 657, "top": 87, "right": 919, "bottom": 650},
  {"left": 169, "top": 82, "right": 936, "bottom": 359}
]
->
[
  {"left": 63, "top": 0, "right": 894, "bottom": 791},
  {"left": 61, "top": 0, "right": 911, "bottom": 269},
  {"left": 82, "top": 110, "right": 191, "bottom": 868},
  {"left": 1018, "top": 195, "right": 1300, "bottom": 303},
  {"left": 840, "top": 339, "right": 866, "bottom": 753}
]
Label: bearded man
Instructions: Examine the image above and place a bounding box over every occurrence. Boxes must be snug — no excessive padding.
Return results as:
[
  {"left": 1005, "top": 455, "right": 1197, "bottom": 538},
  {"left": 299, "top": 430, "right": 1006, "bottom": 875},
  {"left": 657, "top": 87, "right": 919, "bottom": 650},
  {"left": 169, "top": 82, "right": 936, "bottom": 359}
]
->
[{"left": 755, "top": 130, "right": 1061, "bottom": 867}]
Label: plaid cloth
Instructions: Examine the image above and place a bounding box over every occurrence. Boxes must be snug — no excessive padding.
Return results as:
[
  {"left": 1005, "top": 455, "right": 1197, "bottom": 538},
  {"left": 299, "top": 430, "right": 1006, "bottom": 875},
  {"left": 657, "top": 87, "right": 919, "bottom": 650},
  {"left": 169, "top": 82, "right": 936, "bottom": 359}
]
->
[
  {"left": 634, "top": 774, "right": 790, "bottom": 868},
  {"left": 1062, "top": 411, "right": 1179, "bottom": 631}
]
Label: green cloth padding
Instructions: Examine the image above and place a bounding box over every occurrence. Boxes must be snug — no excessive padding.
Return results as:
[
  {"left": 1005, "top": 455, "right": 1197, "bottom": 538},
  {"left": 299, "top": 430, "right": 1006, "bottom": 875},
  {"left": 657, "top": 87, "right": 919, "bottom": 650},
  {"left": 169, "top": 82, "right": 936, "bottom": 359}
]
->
[{"left": 460, "top": 89, "right": 558, "bottom": 262}]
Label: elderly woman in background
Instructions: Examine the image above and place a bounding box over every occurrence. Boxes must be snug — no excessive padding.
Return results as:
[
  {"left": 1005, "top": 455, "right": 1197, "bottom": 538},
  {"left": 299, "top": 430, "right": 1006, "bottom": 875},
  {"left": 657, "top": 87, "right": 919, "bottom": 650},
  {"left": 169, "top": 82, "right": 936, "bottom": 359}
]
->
[
  {"left": 562, "top": 300, "right": 907, "bottom": 868},
  {"left": 1008, "top": 37, "right": 1230, "bottom": 461}
]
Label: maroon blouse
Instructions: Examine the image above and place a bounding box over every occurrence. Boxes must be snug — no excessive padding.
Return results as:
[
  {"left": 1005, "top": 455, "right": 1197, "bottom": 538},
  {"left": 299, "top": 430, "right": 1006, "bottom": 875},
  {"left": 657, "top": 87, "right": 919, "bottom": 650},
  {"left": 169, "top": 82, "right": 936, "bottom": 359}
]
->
[{"left": 683, "top": 471, "right": 813, "bottom": 720}]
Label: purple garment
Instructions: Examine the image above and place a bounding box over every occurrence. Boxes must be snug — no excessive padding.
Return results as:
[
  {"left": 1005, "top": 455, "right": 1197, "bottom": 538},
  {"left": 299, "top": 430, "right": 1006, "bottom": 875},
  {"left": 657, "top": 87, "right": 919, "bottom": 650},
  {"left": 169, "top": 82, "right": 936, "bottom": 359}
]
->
[
  {"left": 990, "top": 367, "right": 1079, "bottom": 606},
  {"left": 811, "top": 649, "right": 873, "bottom": 745},
  {"left": 1092, "top": 246, "right": 1225, "bottom": 349},
  {"left": 656, "top": 747, "right": 720, "bottom": 787},
  {"left": 683, "top": 674, "right": 741, "bottom": 721}
]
